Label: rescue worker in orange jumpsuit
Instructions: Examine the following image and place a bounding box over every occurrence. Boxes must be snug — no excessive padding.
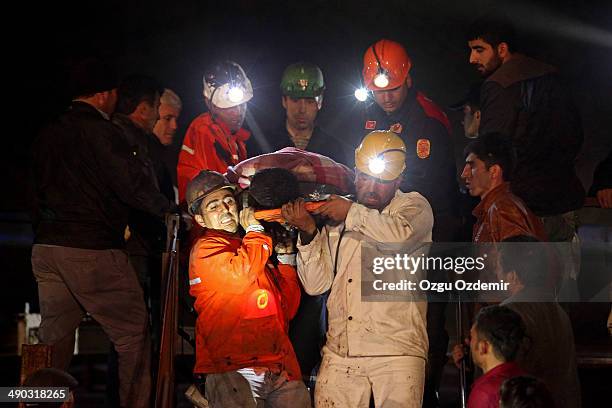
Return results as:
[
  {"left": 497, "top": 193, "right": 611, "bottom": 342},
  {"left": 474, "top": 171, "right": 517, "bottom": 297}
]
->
[
  {"left": 185, "top": 170, "right": 311, "bottom": 407},
  {"left": 177, "top": 61, "right": 253, "bottom": 203}
]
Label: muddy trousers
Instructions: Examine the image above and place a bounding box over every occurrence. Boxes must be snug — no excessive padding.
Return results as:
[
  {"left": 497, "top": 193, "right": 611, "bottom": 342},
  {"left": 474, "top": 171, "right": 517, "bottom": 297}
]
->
[
  {"left": 31, "top": 245, "right": 151, "bottom": 408},
  {"left": 314, "top": 347, "right": 426, "bottom": 408},
  {"left": 204, "top": 369, "right": 311, "bottom": 407}
]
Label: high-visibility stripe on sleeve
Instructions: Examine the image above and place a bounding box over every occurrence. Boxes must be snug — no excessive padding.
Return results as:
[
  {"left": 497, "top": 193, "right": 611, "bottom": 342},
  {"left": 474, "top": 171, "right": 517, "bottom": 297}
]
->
[
  {"left": 246, "top": 225, "right": 265, "bottom": 234},
  {"left": 182, "top": 144, "right": 195, "bottom": 155},
  {"left": 277, "top": 254, "right": 297, "bottom": 265},
  {"left": 189, "top": 277, "right": 201, "bottom": 285}
]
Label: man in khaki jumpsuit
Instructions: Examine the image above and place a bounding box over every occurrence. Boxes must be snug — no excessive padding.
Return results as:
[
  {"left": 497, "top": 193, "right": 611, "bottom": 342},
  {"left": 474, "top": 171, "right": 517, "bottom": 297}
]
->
[{"left": 282, "top": 131, "right": 433, "bottom": 407}]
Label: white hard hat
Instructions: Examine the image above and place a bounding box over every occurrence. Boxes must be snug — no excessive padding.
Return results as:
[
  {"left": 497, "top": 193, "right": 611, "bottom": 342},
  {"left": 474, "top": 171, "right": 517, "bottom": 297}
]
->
[{"left": 203, "top": 60, "right": 253, "bottom": 109}]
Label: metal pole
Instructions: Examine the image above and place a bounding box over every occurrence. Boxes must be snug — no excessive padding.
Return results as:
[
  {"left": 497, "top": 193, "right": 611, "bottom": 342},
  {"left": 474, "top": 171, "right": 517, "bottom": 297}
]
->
[
  {"left": 456, "top": 296, "right": 467, "bottom": 408},
  {"left": 155, "top": 213, "right": 180, "bottom": 408}
]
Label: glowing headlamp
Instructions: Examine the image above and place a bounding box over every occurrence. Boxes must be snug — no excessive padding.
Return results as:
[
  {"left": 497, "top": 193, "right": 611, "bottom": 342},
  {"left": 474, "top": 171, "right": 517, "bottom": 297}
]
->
[
  {"left": 365, "top": 147, "right": 407, "bottom": 177},
  {"left": 227, "top": 86, "right": 244, "bottom": 103},
  {"left": 354, "top": 87, "right": 368, "bottom": 102},
  {"left": 369, "top": 44, "right": 391, "bottom": 89},
  {"left": 373, "top": 73, "right": 389, "bottom": 88},
  {"left": 368, "top": 156, "right": 386, "bottom": 174}
]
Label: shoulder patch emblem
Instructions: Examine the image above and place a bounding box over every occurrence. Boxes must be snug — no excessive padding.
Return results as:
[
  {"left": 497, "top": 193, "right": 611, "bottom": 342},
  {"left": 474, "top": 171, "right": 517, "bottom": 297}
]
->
[
  {"left": 244, "top": 289, "right": 276, "bottom": 319},
  {"left": 365, "top": 120, "right": 376, "bottom": 130},
  {"left": 416, "top": 139, "right": 431, "bottom": 159},
  {"left": 389, "top": 122, "right": 403, "bottom": 134}
]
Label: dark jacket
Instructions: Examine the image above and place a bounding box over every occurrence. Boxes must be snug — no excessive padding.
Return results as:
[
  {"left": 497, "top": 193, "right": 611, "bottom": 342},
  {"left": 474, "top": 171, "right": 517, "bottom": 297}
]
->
[
  {"left": 359, "top": 88, "right": 460, "bottom": 221},
  {"left": 112, "top": 114, "right": 176, "bottom": 255},
  {"left": 248, "top": 125, "right": 351, "bottom": 165},
  {"left": 589, "top": 150, "right": 612, "bottom": 196},
  {"left": 503, "top": 294, "right": 581, "bottom": 408},
  {"left": 31, "top": 102, "right": 174, "bottom": 250},
  {"left": 481, "top": 54, "right": 585, "bottom": 216}
]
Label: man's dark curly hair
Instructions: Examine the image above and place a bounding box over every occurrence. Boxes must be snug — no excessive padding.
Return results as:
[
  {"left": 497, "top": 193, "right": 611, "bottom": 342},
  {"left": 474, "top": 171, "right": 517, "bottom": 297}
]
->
[
  {"left": 249, "top": 168, "right": 300, "bottom": 210},
  {"left": 466, "top": 15, "right": 518, "bottom": 53},
  {"left": 464, "top": 132, "right": 516, "bottom": 181},
  {"left": 474, "top": 305, "right": 526, "bottom": 362}
]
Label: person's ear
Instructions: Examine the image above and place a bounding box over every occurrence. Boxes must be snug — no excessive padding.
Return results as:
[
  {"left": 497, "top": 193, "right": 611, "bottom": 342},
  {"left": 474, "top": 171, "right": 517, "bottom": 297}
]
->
[
  {"left": 135, "top": 101, "right": 148, "bottom": 117},
  {"left": 281, "top": 95, "right": 288, "bottom": 109},
  {"left": 474, "top": 110, "right": 481, "bottom": 121},
  {"left": 497, "top": 42, "right": 510, "bottom": 59},
  {"left": 194, "top": 213, "right": 207, "bottom": 228},
  {"left": 316, "top": 95, "right": 324, "bottom": 110},
  {"left": 405, "top": 74, "right": 413, "bottom": 89},
  {"left": 479, "top": 339, "right": 489, "bottom": 355},
  {"left": 507, "top": 270, "right": 520, "bottom": 285},
  {"left": 489, "top": 164, "right": 503, "bottom": 182},
  {"left": 95, "top": 91, "right": 108, "bottom": 106}
]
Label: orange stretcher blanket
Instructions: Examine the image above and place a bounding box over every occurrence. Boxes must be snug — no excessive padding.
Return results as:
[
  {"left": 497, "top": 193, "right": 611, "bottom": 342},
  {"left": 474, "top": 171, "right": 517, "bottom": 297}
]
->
[{"left": 254, "top": 201, "right": 326, "bottom": 223}]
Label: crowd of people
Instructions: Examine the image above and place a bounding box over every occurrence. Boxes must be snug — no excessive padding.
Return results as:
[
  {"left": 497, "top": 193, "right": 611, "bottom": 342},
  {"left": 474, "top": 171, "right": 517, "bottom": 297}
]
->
[{"left": 28, "top": 14, "right": 610, "bottom": 408}]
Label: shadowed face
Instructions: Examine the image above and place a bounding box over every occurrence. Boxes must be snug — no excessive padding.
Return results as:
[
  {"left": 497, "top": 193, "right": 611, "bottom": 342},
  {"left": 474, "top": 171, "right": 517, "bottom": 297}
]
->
[
  {"left": 468, "top": 38, "right": 502, "bottom": 77},
  {"left": 139, "top": 93, "right": 161, "bottom": 133},
  {"left": 461, "top": 153, "right": 493, "bottom": 199},
  {"left": 462, "top": 104, "right": 480, "bottom": 139},
  {"left": 355, "top": 170, "right": 401, "bottom": 210},
  {"left": 373, "top": 82, "right": 409, "bottom": 114},
  {"left": 283, "top": 96, "right": 319, "bottom": 131},
  {"left": 210, "top": 102, "right": 247, "bottom": 133},
  {"left": 101, "top": 89, "right": 118, "bottom": 115},
  {"left": 153, "top": 103, "right": 181, "bottom": 145},
  {"left": 468, "top": 39, "right": 502, "bottom": 77}
]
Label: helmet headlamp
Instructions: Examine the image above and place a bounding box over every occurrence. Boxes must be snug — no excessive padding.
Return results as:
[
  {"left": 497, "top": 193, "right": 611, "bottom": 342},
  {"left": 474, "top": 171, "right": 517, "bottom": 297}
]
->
[
  {"left": 368, "top": 156, "right": 386, "bottom": 174},
  {"left": 373, "top": 73, "right": 389, "bottom": 88},
  {"left": 354, "top": 87, "right": 368, "bottom": 102},
  {"left": 227, "top": 86, "right": 244, "bottom": 103}
]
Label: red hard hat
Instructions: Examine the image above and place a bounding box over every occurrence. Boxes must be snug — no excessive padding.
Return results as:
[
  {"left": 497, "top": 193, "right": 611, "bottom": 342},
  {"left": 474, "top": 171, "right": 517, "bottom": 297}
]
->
[{"left": 362, "top": 39, "right": 412, "bottom": 91}]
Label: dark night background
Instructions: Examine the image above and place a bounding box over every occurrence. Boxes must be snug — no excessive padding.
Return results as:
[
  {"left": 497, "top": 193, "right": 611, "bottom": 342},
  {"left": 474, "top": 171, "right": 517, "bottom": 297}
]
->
[
  {"left": 0, "top": 0, "right": 612, "bottom": 320},
  {"left": 0, "top": 0, "right": 612, "bottom": 330},
  {"left": 1, "top": 0, "right": 611, "bottom": 397},
  {"left": 11, "top": 0, "right": 612, "bottom": 216}
]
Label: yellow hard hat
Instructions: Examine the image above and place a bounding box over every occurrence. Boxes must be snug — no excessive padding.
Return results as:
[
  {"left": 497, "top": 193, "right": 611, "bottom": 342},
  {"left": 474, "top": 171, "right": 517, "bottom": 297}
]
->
[{"left": 355, "top": 131, "right": 407, "bottom": 181}]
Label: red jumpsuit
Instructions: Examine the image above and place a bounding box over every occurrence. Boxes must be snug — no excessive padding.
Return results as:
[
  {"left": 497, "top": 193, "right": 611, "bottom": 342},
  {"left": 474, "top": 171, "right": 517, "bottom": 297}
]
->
[
  {"left": 177, "top": 112, "right": 250, "bottom": 202},
  {"left": 188, "top": 229, "right": 302, "bottom": 380}
]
